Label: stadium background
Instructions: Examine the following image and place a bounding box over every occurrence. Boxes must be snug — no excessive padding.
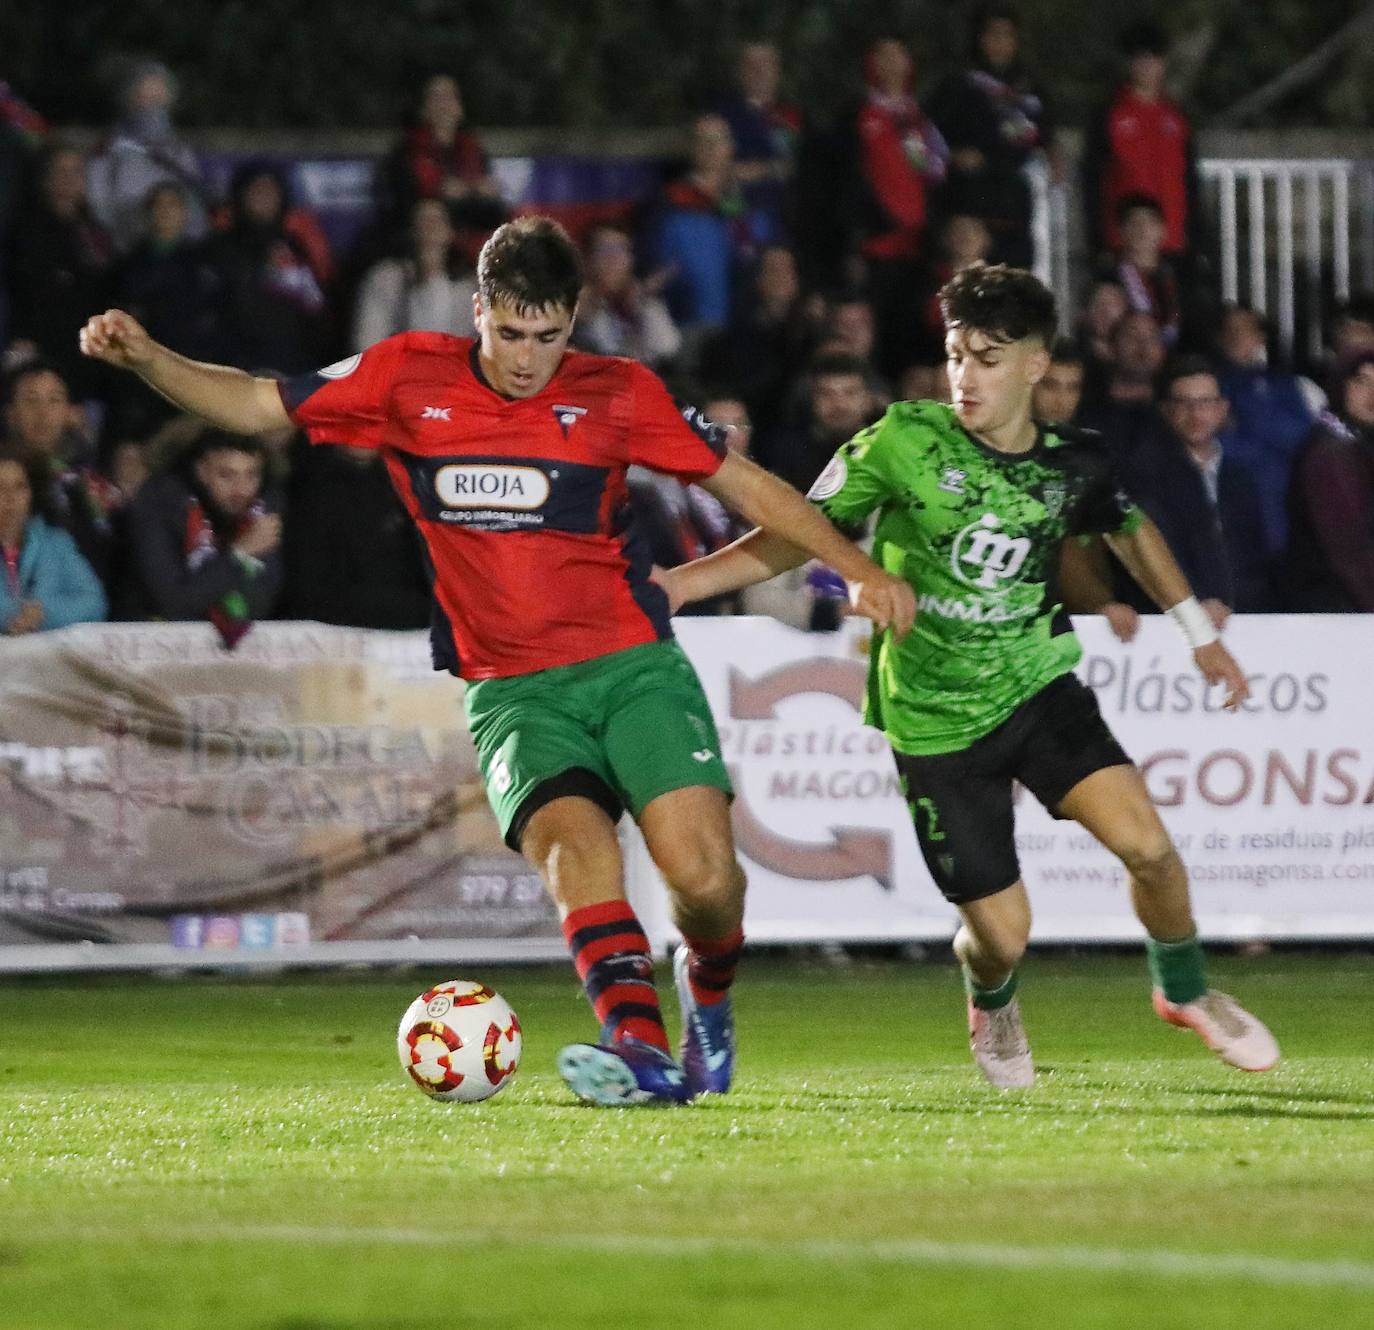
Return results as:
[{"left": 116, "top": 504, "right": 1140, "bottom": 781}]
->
[{"left": 0, "top": 6, "right": 1372, "bottom": 1328}]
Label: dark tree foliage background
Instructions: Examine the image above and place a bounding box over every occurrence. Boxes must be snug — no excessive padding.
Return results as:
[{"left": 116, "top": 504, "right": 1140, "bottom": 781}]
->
[{"left": 4, "top": 0, "right": 1372, "bottom": 130}]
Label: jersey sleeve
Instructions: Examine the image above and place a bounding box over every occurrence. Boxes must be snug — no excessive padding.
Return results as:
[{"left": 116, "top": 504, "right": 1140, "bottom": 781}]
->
[
  {"left": 1067, "top": 444, "right": 1146, "bottom": 537},
  {"left": 625, "top": 363, "right": 729, "bottom": 482},
  {"left": 277, "top": 336, "right": 408, "bottom": 449},
  {"left": 807, "top": 411, "right": 900, "bottom": 528}
]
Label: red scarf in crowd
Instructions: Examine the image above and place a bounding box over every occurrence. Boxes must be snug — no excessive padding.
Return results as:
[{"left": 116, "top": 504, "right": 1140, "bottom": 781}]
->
[{"left": 183, "top": 495, "right": 264, "bottom": 649}]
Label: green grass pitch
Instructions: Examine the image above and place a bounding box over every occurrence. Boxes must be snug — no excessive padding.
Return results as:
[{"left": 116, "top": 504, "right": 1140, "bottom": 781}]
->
[{"left": 1, "top": 950, "right": 1371, "bottom": 1329}]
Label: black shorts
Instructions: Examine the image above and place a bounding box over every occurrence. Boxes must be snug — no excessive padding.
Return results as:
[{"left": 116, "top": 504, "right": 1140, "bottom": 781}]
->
[{"left": 892, "top": 673, "right": 1131, "bottom": 906}]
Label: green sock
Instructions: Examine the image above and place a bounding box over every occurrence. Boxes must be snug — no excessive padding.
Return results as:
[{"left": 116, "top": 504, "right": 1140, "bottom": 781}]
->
[
  {"left": 963, "top": 966, "right": 1018, "bottom": 1011},
  {"left": 1146, "top": 934, "right": 1207, "bottom": 1004}
]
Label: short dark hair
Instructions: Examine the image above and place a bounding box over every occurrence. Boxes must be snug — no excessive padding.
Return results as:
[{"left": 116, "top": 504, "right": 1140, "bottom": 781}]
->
[
  {"left": 0, "top": 443, "right": 56, "bottom": 524},
  {"left": 2, "top": 358, "right": 71, "bottom": 406},
  {"left": 1160, "top": 355, "right": 1219, "bottom": 398},
  {"left": 809, "top": 352, "right": 871, "bottom": 383},
  {"left": 939, "top": 262, "right": 1057, "bottom": 347},
  {"left": 189, "top": 429, "right": 266, "bottom": 468},
  {"left": 1115, "top": 191, "right": 1164, "bottom": 226},
  {"left": 1120, "top": 19, "right": 1168, "bottom": 57},
  {"left": 477, "top": 216, "right": 583, "bottom": 316},
  {"left": 1333, "top": 293, "right": 1374, "bottom": 329},
  {"left": 1048, "top": 337, "right": 1084, "bottom": 367}
]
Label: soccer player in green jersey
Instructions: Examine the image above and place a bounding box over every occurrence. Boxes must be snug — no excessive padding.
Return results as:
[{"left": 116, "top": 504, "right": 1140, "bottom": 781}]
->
[{"left": 664, "top": 264, "right": 1278, "bottom": 1087}]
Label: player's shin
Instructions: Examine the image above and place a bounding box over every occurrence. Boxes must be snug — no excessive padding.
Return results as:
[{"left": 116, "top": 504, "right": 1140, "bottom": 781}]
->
[{"left": 562, "top": 899, "right": 670, "bottom": 1052}]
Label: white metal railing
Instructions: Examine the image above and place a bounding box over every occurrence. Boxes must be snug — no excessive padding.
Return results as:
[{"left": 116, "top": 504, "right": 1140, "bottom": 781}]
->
[
  {"left": 1029, "top": 156, "right": 1374, "bottom": 361},
  {"left": 1202, "top": 158, "right": 1374, "bottom": 363}
]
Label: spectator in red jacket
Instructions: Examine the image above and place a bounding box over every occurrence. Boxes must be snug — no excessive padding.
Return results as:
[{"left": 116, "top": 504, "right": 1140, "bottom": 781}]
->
[
  {"left": 854, "top": 38, "right": 948, "bottom": 267},
  {"left": 1081, "top": 20, "right": 1203, "bottom": 264},
  {"left": 852, "top": 38, "right": 948, "bottom": 379}
]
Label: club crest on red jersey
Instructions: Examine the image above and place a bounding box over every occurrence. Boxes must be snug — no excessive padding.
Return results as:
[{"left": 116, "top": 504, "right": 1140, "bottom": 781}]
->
[{"left": 552, "top": 403, "right": 587, "bottom": 437}]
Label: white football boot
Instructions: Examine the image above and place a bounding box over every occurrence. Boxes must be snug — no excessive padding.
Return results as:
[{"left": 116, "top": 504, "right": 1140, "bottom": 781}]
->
[
  {"left": 967, "top": 997, "right": 1035, "bottom": 1089},
  {"left": 1152, "top": 989, "right": 1280, "bottom": 1072}
]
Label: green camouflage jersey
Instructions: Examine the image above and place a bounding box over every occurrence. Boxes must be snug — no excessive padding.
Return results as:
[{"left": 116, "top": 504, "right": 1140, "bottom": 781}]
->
[{"left": 809, "top": 400, "right": 1143, "bottom": 755}]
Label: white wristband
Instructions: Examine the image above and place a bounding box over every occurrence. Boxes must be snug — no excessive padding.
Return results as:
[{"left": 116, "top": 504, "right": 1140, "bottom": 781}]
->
[{"left": 1167, "top": 596, "right": 1218, "bottom": 649}]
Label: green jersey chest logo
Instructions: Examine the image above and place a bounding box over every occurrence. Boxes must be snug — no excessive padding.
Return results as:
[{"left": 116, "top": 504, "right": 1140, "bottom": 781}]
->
[{"left": 951, "top": 512, "right": 1032, "bottom": 590}]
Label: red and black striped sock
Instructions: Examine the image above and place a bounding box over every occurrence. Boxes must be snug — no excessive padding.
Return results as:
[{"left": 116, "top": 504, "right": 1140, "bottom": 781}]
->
[
  {"left": 562, "top": 899, "right": 669, "bottom": 1053},
  {"left": 680, "top": 926, "right": 745, "bottom": 1007}
]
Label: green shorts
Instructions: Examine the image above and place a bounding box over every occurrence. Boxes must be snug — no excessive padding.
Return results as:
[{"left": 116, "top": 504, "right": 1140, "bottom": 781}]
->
[{"left": 463, "top": 639, "right": 734, "bottom": 851}]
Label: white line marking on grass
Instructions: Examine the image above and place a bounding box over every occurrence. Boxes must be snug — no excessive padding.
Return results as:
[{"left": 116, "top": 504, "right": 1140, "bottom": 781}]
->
[{"left": 220, "top": 1226, "right": 1374, "bottom": 1290}]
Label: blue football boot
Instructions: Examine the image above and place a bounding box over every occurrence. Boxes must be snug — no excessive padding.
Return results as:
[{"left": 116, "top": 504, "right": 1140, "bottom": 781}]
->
[
  {"left": 673, "top": 943, "right": 735, "bottom": 1095},
  {"left": 556, "top": 1035, "right": 695, "bottom": 1106}
]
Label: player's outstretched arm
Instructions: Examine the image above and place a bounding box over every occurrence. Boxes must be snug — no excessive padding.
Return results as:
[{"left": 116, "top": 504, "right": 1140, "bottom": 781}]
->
[
  {"left": 1104, "top": 517, "right": 1250, "bottom": 709},
  {"left": 79, "top": 309, "right": 291, "bottom": 436},
  {"left": 684, "top": 452, "right": 915, "bottom": 636}
]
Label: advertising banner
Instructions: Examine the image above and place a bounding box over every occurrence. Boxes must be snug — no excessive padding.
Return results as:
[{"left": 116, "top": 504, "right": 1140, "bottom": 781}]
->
[
  {"left": 673, "top": 614, "right": 1374, "bottom": 943},
  {"left": 0, "top": 623, "right": 563, "bottom": 971},
  {"left": 3, "top": 616, "right": 1371, "bottom": 971}
]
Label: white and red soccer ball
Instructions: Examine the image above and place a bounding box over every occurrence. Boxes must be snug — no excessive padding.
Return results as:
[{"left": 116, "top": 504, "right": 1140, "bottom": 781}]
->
[{"left": 396, "top": 980, "right": 522, "bottom": 1103}]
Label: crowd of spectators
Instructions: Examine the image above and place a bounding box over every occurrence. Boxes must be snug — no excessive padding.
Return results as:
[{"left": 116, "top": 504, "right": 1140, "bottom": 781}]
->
[{"left": 2, "top": 8, "right": 1373, "bottom": 643}]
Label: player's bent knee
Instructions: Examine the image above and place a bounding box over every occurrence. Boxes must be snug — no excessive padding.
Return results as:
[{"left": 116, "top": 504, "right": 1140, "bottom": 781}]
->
[
  {"left": 661, "top": 843, "right": 746, "bottom": 911},
  {"left": 1117, "top": 831, "right": 1179, "bottom": 885}
]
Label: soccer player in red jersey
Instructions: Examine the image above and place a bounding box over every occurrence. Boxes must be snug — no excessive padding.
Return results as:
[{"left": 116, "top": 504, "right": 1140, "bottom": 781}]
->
[{"left": 80, "top": 217, "right": 915, "bottom": 1106}]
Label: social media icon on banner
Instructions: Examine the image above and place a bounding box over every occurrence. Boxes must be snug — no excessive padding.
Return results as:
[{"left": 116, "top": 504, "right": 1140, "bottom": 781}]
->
[
  {"left": 204, "top": 915, "right": 241, "bottom": 948},
  {"left": 274, "top": 912, "right": 311, "bottom": 947},
  {"left": 239, "top": 914, "right": 273, "bottom": 949},
  {"left": 169, "top": 914, "right": 205, "bottom": 948}
]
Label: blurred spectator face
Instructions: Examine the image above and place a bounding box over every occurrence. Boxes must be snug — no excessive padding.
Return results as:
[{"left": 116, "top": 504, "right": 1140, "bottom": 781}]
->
[
  {"left": 703, "top": 397, "right": 752, "bottom": 455},
  {"left": 5, "top": 370, "right": 71, "bottom": 456},
  {"left": 411, "top": 198, "right": 454, "bottom": 254},
  {"left": 586, "top": 226, "right": 635, "bottom": 292},
  {"left": 42, "top": 148, "right": 88, "bottom": 217},
  {"left": 0, "top": 459, "right": 33, "bottom": 544},
  {"left": 421, "top": 76, "right": 464, "bottom": 137},
  {"left": 1163, "top": 371, "right": 1228, "bottom": 449},
  {"left": 194, "top": 446, "right": 264, "bottom": 519},
  {"left": 1333, "top": 311, "right": 1374, "bottom": 361},
  {"left": 1344, "top": 362, "right": 1374, "bottom": 427},
  {"left": 1112, "top": 311, "right": 1165, "bottom": 378},
  {"left": 146, "top": 184, "right": 188, "bottom": 246},
  {"left": 832, "top": 301, "right": 876, "bottom": 361},
  {"left": 899, "top": 362, "right": 950, "bottom": 402},
  {"left": 1217, "top": 306, "right": 1267, "bottom": 368},
  {"left": 1128, "top": 51, "right": 1166, "bottom": 97},
  {"left": 942, "top": 214, "right": 993, "bottom": 267},
  {"left": 1084, "top": 282, "right": 1129, "bottom": 344},
  {"left": 812, "top": 371, "right": 872, "bottom": 437},
  {"left": 868, "top": 39, "right": 912, "bottom": 94},
  {"left": 739, "top": 43, "right": 781, "bottom": 104},
  {"left": 756, "top": 247, "right": 800, "bottom": 309},
  {"left": 130, "top": 69, "right": 173, "bottom": 113},
  {"left": 107, "top": 441, "right": 149, "bottom": 499},
  {"left": 1119, "top": 204, "right": 1165, "bottom": 260},
  {"left": 1033, "top": 359, "right": 1085, "bottom": 422},
  {"left": 242, "top": 173, "right": 285, "bottom": 227},
  {"left": 978, "top": 17, "right": 1019, "bottom": 70},
  {"left": 690, "top": 115, "right": 734, "bottom": 176}
]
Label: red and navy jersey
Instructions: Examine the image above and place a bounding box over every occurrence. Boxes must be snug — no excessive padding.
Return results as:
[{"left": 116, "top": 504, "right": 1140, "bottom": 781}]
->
[{"left": 279, "top": 333, "right": 728, "bottom": 680}]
